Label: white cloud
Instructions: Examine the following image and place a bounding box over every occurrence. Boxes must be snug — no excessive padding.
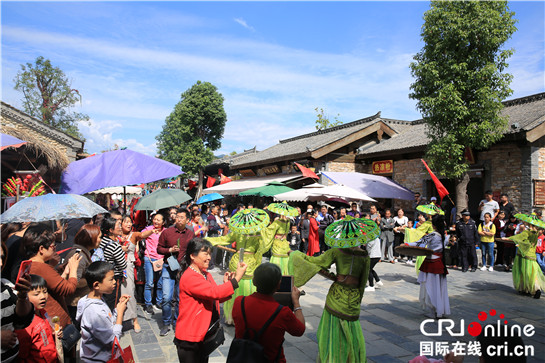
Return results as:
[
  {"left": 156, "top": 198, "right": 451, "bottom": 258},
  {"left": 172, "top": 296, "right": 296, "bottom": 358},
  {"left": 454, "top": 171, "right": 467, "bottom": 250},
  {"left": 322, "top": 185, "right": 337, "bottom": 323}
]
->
[
  {"left": 78, "top": 119, "right": 157, "bottom": 156},
  {"left": 234, "top": 18, "right": 255, "bottom": 32}
]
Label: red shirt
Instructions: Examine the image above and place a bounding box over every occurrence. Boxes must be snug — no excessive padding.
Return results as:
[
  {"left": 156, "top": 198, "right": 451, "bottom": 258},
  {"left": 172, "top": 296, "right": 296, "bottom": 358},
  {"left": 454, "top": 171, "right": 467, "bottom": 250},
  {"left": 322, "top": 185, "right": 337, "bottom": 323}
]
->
[
  {"left": 15, "top": 309, "right": 58, "bottom": 363},
  {"left": 232, "top": 293, "right": 305, "bottom": 363},
  {"left": 537, "top": 235, "right": 545, "bottom": 254},
  {"left": 175, "top": 268, "right": 235, "bottom": 342},
  {"left": 157, "top": 225, "right": 195, "bottom": 263}
]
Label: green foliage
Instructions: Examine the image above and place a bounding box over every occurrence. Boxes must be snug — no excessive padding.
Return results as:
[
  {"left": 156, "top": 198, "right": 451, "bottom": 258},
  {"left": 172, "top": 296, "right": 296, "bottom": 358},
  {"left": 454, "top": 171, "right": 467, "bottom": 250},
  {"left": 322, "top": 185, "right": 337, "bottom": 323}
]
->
[
  {"left": 156, "top": 81, "right": 227, "bottom": 176},
  {"left": 409, "top": 1, "right": 517, "bottom": 178},
  {"left": 230, "top": 151, "right": 238, "bottom": 156},
  {"left": 13, "top": 56, "right": 88, "bottom": 139},
  {"left": 315, "top": 107, "right": 342, "bottom": 130}
]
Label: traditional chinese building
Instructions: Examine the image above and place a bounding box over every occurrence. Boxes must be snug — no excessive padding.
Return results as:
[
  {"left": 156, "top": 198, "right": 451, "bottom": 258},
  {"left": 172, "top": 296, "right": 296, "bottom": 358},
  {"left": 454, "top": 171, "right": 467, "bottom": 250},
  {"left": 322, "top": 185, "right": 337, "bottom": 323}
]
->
[{"left": 206, "top": 92, "right": 545, "bottom": 214}]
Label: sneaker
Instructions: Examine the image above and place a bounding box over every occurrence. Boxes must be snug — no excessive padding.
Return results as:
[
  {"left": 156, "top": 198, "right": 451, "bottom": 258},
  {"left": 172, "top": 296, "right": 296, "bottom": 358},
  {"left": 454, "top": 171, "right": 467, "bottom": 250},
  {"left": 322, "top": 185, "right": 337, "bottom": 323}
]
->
[
  {"left": 153, "top": 304, "right": 162, "bottom": 313},
  {"left": 159, "top": 325, "right": 170, "bottom": 336},
  {"left": 488, "top": 266, "right": 494, "bottom": 272},
  {"left": 480, "top": 266, "right": 487, "bottom": 271},
  {"left": 406, "top": 260, "right": 414, "bottom": 265},
  {"left": 471, "top": 268, "right": 477, "bottom": 272},
  {"left": 364, "top": 286, "right": 375, "bottom": 292},
  {"left": 375, "top": 281, "right": 384, "bottom": 287},
  {"left": 144, "top": 305, "right": 154, "bottom": 315}
]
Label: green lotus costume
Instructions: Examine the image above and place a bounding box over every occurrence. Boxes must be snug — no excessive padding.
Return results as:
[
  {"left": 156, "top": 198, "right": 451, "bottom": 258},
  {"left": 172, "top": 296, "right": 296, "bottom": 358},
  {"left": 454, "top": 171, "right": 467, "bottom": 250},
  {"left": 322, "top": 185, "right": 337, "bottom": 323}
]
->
[
  {"left": 404, "top": 220, "right": 434, "bottom": 273},
  {"left": 261, "top": 218, "right": 292, "bottom": 274},
  {"left": 509, "top": 230, "right": 545, "bottom": 295},
  {"left": 289, "top": 248, "right": 370, "bottom": 363},
  {"left": 207, "top": 232, "right": 267, "bottom": 324}
]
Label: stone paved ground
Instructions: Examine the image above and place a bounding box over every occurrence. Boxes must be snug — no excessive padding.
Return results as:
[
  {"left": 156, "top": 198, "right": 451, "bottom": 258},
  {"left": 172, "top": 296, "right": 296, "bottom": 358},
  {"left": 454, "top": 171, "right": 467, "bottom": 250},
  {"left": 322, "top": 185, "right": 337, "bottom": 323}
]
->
[{"left": 119, "top": 261, "right": 545, "bottom": 363}]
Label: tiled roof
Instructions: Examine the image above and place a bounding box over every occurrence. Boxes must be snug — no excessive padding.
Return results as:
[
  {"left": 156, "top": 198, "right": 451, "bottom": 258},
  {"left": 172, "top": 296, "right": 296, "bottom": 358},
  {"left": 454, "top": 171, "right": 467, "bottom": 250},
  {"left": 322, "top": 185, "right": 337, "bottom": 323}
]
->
[
  {"left": 360, "top": 92, "right": 545, "bottom": 157},
  {"left": 232, "top": 112, "right": 414, "bottom": 168},
  {"left": 209, "top": 146, "right": 258, "bottom": 166}
]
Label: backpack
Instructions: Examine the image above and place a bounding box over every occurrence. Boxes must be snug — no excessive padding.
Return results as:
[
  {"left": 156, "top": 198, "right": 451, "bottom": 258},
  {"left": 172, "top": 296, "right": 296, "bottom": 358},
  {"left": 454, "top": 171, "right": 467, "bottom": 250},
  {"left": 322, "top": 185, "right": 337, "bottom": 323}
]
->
[
  {"left": 91, "top": 238, "right": 112, "bottom": 262},
  {"left": 226, "top": 297, "right": 284, "bottom": 363}
]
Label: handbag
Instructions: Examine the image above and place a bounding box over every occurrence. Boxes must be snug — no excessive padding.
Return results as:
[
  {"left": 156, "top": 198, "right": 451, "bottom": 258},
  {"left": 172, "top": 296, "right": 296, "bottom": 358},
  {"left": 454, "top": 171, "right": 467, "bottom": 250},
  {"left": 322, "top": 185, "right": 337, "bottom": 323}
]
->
[
  {"left": 166, "top": 255, "right": 180, "bottom": 271},
  {"left": 107, "top": 336, "right": 135, "bottom": 363},
  {"left": 201, "top": 319, "right": 225, "bottom": 357},
  {"left": 146, "top": 250, "right": 164, "bottom": 272},
  {"left": 62, "top": 323, "right": 81, "bottom": 352}
]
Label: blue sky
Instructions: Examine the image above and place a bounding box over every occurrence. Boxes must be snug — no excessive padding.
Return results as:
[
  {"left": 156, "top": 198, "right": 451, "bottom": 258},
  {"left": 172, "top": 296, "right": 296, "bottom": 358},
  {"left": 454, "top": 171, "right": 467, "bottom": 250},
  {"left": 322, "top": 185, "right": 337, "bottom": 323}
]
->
[{"left": 2, "top": 1, "right": 544, "bottom": 157}]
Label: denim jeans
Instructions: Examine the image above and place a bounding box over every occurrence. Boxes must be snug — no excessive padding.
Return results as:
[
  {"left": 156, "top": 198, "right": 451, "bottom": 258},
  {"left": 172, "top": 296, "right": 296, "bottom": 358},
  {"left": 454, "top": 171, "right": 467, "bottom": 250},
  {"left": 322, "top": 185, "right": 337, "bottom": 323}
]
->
[
  {"left": 161, "top": 263, "right": 179, "bottom": 326},
  {"left": 144, "top": 256, "right": 163, "bottom": 307},
  {"left": 481, "top": 242, "right": 495, "bottom": 267},
  {"left": 537, "top": 253, "right": 545, "bottom": 273}
]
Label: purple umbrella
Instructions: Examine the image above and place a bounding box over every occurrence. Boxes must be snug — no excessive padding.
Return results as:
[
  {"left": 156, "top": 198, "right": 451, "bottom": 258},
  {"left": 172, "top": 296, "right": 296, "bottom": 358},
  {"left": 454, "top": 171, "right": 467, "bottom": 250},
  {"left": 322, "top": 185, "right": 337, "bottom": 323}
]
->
[
  {"left": 60, "top": 149, "right": 182, "bottom": 195},
  {"left": 1, "top": 133, "right": 27, "bottom": 151},
  {"left": 322, "top": 171, "right": 414, "bottom": 200}
]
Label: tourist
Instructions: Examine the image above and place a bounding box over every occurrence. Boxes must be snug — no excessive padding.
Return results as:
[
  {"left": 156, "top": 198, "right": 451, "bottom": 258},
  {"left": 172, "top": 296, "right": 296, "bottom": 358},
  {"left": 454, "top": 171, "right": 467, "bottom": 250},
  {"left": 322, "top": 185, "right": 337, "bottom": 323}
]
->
[
  {"left": 231, "top": 263, "right": 305, "bottom": 363},
  {"left": 393, "top": 208, "right": 409, "bottom": 262},
  {"left": 157, "top": 209, "right": 195, "bottom": 336},
  {"left": 380, "top": 209, "right": 395, "bottom": 263},
  {"left": 478, "top": 190, "right": 500, "bottom": 223},
  {"left": 24, "top": 228, "right": 81, "bottom": 328},
  {"left": 99, "top": 217, "right": 127, "bottom": 310},
  {"left": 478, "top": 212, "right": 497, "bottom": 272},
  {"left": 365, "top": 236, "right": 383, "bottom": 292},
  {"left": 307, "top": 210, "right": 320, "bottom": 256},
  {"left": 64, "top": 224, "right": 102, "bottom": 323},
  {"left": 1, "top": 242, "right": 34, "bottom": 363},
  {"left": 499, "top": 193, "right": 515, "bottom": 221},
  {"left": 174, "top": 238, "right": 247, "bottom": 362},
  {"left": 141, "top": 213, "right": 165, "bottom": 315},
  {"left": 298, "top": 211, "right": 310, "bottom": 253},
  {"left": 286, "top": 224, "right": 302, "bottom": 252}
]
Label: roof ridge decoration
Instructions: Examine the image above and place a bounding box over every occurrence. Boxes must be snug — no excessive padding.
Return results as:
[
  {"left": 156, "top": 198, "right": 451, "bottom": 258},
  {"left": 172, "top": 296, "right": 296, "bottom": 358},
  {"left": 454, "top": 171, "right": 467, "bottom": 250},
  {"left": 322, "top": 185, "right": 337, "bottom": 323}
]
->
[
  {"left": 502, "top": 92, "right": 545, "bottom": 108},
  {"left": 279, "top": 111, "right": 381, "bottom": 144}
]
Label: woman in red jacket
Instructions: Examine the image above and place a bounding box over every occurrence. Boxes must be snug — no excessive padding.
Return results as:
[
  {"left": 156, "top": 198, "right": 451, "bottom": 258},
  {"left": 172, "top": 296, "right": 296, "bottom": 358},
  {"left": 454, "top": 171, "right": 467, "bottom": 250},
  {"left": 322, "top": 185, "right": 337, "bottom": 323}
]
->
[
  {"left": 307, "top": 210, "right": 320, "bottom": 257},
  {"left": 175, "top": 238, "right": 247, "bottom": 362}
]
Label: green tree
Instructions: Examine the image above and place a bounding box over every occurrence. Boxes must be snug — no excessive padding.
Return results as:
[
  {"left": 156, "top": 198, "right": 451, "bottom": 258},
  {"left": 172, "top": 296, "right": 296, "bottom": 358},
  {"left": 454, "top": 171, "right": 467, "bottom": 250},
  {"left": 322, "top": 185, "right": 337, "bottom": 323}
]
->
[
  {"left": 156, "top": 81, "right": 227, "bottom": 197},
  {"left": 315, "top": 107, "right": 342, "bottom": 130},
  {"left": 13, "top": 56, "right": 88, "bottom": 139},
  {"left": 409, "top": 1, "right": 517, "bottom": 216}
]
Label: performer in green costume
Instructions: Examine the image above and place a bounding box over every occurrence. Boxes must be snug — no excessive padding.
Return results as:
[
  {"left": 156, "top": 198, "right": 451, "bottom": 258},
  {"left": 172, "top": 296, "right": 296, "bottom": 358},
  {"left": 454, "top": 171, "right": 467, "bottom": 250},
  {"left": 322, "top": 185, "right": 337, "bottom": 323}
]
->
[
  {"left": 262, "top": 201, "right": 299, "bottom": 275},
  {"left": 207, "top": 208, "right": 270, "bottom": 324},
  {"left": 289, "top": 216, "right": 379, "bottom": 363},
  {"left": 508, "top": 213, "right": 545, "bottom": 299},
  {"left": 262, "top": 216, "right": 291, "bottom": 274}
]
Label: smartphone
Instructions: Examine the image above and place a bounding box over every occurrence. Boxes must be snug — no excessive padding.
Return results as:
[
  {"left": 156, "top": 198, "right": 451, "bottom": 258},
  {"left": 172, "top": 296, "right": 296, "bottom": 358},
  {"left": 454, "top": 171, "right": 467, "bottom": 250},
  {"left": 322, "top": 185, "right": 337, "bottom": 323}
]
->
[
  {"left": 239, "top": 248, "right": 245, "bottom": 263},
  {"left": 16, "top": 260, "right": 32, "bottom": 285},
  {"left": 278, "top": 275, "right": 293, "bottom": 293}
]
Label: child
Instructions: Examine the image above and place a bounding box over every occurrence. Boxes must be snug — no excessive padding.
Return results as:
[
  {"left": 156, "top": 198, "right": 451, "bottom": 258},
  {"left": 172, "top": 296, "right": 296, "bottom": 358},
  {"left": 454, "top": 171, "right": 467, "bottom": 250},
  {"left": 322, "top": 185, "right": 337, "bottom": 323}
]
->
[
  {"left": 15, "top": 274, "right": 61, "bottom": 363},
  {"left": 76, "top": 261, "right": 129, "bottom": 363}
]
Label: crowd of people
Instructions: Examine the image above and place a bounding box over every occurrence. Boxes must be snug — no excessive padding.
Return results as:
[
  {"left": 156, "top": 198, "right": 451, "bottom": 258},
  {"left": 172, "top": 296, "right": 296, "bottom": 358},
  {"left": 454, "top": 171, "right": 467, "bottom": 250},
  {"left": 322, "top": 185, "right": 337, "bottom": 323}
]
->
[{"left": 1, "top": 191, "right": 544, "bottom": 363}]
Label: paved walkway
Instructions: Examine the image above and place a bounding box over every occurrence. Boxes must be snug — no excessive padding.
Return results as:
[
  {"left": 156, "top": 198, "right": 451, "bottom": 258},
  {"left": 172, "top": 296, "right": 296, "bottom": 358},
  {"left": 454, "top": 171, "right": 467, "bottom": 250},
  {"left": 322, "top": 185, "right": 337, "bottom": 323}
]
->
[{"left": 119, "top": 261, "right": 544, "bottom": 362}]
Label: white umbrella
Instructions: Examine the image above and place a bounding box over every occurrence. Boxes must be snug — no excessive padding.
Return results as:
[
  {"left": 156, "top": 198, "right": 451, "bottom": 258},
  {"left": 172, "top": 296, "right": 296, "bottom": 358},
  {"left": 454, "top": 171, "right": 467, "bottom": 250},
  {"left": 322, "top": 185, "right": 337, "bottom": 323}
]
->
[
  {"left": 273, "top": 183, "right": 326, "bottom": 201},
  {"left": 307, "top": 184, "right": 376, "bottom": 202}
]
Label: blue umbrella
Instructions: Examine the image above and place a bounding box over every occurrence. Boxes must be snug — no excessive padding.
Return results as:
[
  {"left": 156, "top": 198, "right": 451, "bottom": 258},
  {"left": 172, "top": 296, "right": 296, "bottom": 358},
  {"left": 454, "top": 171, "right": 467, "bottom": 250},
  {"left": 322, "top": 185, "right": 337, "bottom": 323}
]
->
[
  {"left": 59, "top": 149, "right": 183, "bottom": 195},
  {"left": 196, "top": 193, "right": 224, "bottom": 205},
  {"left": 0, "top": 194, "right": 108, "bottom": 223}
]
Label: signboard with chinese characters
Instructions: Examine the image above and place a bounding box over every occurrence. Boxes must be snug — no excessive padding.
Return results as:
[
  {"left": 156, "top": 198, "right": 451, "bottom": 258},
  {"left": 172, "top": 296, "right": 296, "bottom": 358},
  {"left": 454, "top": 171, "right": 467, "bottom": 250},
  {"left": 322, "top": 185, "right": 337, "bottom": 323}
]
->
[{"left": 372, "top": 160, "right": 393, "bottom": 175}]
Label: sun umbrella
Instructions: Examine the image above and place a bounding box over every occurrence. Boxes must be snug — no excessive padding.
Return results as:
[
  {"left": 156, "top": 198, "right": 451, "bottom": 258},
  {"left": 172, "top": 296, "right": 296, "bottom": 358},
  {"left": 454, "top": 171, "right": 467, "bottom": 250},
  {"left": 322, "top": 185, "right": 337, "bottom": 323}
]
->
[
  {"left": 134, "top": 189, "right": 192, "bottom": 210},
  {"left": 59, "top": 149, "right": 183, "bottom": 195},
  {"left": 272, "top": 183, "right": 325, "bottom": 202},
  {"left": 239, "top": 181, "right": 294, "bottom": 197},
  {"left": 1, "top": 133, "right": 27, "bottom": 151},
  {"left": 324, "top": 216, "right": 380, "bottom": 248},
  {"left": 0, "top": 194, "right": 107, "bottom": 223},
  {"left": 322, "top": 171, "right": 414, "bottom": 200},
  {"left": 416, "top": 203, "right": 445, "bottom": 216},
  {"left": 196, "top": 193, "right": 224, "bottom": 205},
  {"left": 267, "top": 201, "right": 299, "bottom": 217},
  {"left": 514, "top": 213, "right": 545, "bottom": 229},
  {"left": 229, "top": 208, "right": 270, "bottom": 234},
  {"left": 307, "top": 184, "right": 376, "bottom": 203}
]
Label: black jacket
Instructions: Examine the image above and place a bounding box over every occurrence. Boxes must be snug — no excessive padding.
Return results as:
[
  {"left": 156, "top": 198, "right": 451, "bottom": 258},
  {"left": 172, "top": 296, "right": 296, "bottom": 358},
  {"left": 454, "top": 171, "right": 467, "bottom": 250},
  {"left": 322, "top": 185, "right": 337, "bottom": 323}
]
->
[{"left": 455, "top": 219, "right": 480, "bottom": 245}]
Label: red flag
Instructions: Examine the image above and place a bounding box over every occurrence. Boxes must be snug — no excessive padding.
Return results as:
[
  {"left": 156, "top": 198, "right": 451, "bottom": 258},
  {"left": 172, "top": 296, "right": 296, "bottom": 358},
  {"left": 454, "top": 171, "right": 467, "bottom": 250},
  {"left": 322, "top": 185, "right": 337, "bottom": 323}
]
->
[
  {"left": 421, "top": 159, "right": 449, "bottom": 203},
  {"left": 220, "top": 174, "right": 232, "bottom": 184},
  {"left": 187, "top": 180, "right": 196, "bottom": 190},
  {"left": 295, "top": 162, "right": 319, "bottom": 180},
  {"left": 206, "top": 176, "right": 216, "bottom": 188}
]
